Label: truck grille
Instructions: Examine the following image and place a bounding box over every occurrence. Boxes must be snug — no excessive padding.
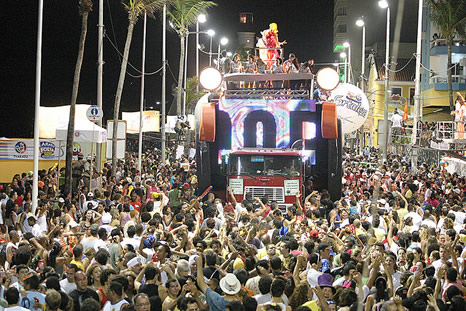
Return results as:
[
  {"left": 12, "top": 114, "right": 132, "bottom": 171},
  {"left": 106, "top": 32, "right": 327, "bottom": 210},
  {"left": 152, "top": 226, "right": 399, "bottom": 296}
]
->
[{"left": 244, "top": 187, "right": 285, "bottom": 203}]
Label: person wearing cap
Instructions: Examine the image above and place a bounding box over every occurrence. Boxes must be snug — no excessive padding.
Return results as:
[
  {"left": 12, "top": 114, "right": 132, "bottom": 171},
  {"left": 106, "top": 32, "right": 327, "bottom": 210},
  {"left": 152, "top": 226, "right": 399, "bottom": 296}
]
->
[
  {"left": 53, "top": 197, "right": 65, "bottom": 210},
  {"left": 195, "top": 256, "right": 241, "bottom": 311}
]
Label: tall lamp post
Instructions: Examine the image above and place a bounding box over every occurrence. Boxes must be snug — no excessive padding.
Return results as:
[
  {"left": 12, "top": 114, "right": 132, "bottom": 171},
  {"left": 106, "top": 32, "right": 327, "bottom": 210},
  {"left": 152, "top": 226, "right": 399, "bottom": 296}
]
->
[
  {"left": 356, "top": 17, "right": 366, "bottom": 154},
  {"left": 217, "top": 37, "right": 228, "bottom": 69},
  {"left": 161, "top": 2, "right": 167, "bottom": 164},
  {"left": 207, "top": 29, "right": 215, "bottom": 66},
  {"left": 379, "top": 0, "right": 390, "bottom": 162},
  {"left": 196, "top": 14, "right": 206, "bottom": 92},
  {"left": 343, "top": 41, "right": 351, "bottom": 84},
  {"left": 32, "top": 0, "right": 44, "bottom": 214},
  {"left": 184, "top": 29, "right": 209, "bottom": 116},
  {"left": 412, "top": 0, "right": 423, "bottom": 151}
]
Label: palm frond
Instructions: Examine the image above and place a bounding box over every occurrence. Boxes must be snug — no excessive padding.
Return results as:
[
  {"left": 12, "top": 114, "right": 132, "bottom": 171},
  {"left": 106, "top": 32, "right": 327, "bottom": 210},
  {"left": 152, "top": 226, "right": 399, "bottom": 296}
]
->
[
  {"left": 166, "top": 0, "right": 217, "bottom": 33},
  {"left": 428, "top": 0, "right": 466, "bottom": 40}
]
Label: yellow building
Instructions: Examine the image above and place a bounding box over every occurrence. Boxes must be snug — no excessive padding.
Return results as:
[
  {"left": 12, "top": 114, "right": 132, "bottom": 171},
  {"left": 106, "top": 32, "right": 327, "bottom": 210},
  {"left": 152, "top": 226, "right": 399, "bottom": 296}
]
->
[{"left": 367, "top": 55, "right": 415, "bottom": 147}]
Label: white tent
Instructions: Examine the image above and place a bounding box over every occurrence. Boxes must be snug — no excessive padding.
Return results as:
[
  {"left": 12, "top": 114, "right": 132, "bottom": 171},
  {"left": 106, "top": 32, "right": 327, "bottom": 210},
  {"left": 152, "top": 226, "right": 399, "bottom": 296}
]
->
[
  {"left": 39, "top": 104, "right": 107, "bottom": 143},
  {"left": 55, "top": 123, "right": 107, "bottom": 143}
]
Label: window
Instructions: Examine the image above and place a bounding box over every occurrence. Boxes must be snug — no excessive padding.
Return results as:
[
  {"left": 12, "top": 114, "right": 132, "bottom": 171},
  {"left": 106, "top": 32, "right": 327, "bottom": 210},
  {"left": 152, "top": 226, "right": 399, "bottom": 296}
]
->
[
  {"left": 409, "top": 87, "right": 415, "bottom": 105},
  {"left": 337, "top": 24, "right": 347, "bottom": 33},
  {"left": 391, "top": 87, "right": 402, "bottom": 96},
  {"left": 337, "top": 7, "right": 347, "bottom": 16},
  {"left": 239, "top": 13, "right": 253, "bottom": 24}
]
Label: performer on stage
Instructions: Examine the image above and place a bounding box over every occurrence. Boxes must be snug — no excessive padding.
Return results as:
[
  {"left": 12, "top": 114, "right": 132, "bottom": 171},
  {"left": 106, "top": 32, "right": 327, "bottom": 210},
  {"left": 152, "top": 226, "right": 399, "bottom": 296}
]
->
[{"left": 258, "top": 23, "right": 286, "bottom": 69}]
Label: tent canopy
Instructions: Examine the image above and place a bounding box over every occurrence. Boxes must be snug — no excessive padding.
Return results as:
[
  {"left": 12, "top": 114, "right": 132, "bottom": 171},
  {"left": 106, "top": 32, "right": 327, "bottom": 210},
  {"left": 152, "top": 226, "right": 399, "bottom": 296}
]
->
[{"left": 39, "top": 105, "right": 107, "bottom": 143}]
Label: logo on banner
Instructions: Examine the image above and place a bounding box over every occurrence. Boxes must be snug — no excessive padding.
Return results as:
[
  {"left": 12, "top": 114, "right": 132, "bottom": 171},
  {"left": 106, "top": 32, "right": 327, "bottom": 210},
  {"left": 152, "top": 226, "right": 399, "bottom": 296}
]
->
[
  {"left": 72, "top": 143, "right": 82, "bottom": 156},
  {"left": 15, "top": 142, "right": 27, "bottom": 154},
  {"left": 40, "top": 141, "right": 56, "bottom": 159}
]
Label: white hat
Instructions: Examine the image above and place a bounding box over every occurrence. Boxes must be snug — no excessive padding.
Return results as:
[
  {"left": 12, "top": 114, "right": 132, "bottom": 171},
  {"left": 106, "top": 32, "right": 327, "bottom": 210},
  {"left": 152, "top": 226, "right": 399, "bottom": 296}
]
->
[
  {"left": 454, "top": 189, "right": 461, "bottom": 194},
  {"left": 88, "top": 192, "right": 94, "bottom": 197},
  {"left": 219, "top": 273, "right": 241, "bottom": 295},
  {"left": 188, "top": 255, "right": 198, "bottom": 267},
  {"left": 58, "top": 198, "right": 65, "bottom": 203},
  {"left": 127, "top": 256, "right": 143, "bottom": 268},
  {"left": 102, "top": 213, "right": 112, "bottom": 224}
]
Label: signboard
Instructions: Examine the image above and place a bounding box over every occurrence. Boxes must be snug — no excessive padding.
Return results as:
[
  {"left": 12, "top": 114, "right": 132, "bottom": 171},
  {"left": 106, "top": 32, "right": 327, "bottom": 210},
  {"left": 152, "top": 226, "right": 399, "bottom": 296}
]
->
[
  {"left": 229, "top": 179, "right": 244, "bottom": 195},
  {"left": 389, "top": 94, "right": 407, "bottom": 107},
  {"left": 0, "top": 139, "right": 65, "bottom": 160},
  {"left": 284, "top": 179, "right": 300, "bottom": 196},
  {"left": 122, "top": 111, "right": 160, "bottom": 133},
  {"left": 328, "top": 83, "right": 370, "bottom": 134},
  {"left": 86, "top": 105, "right": 103, "bottom": 122}
]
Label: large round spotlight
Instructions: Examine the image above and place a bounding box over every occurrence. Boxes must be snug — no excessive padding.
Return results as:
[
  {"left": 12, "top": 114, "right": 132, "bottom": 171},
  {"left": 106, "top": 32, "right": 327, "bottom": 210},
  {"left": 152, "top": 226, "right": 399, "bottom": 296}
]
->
[
  {"left": 199, "top": 67, "right": 223, "bottom": 91},
  {"left": 316, "top": 67, "right": 340, "bottom": 91}
]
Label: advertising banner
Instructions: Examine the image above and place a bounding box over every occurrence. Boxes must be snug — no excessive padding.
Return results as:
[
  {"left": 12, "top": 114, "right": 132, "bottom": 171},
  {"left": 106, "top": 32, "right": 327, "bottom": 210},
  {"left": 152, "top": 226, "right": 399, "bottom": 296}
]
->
[{"left": 0, "top": 139, "right": 66, "bottom": 160}]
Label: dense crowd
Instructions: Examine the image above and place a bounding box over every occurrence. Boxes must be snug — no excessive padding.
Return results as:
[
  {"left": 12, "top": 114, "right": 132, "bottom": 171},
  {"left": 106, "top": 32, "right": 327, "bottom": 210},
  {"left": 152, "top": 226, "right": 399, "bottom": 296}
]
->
[{"left": 0, "top": 147, "right": 465, "bottom": 311}]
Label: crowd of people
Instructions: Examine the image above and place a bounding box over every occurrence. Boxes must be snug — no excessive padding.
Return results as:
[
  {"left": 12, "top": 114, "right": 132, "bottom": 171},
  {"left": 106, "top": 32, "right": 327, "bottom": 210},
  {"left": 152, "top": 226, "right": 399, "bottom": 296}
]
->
[{"left": 0, "top": 147, "right": 465, "bottom": 311}]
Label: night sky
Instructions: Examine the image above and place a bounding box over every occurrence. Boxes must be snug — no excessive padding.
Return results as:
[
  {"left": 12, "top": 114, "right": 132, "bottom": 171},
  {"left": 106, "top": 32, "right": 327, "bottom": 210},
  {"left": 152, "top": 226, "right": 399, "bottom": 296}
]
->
[{"left": 1, "top": 0, "right": 417, "bottom": 138}]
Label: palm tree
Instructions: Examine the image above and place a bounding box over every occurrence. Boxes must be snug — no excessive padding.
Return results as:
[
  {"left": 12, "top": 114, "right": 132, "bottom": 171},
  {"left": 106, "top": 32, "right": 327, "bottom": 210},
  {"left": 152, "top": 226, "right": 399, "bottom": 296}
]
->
[
  {"left": 111, "top": 0, "right": 164, "bottom": 177},
  {"left": 167, "top": 0, "right": 216, "bottom": 116},
  {"left": 185, "top": 76, "right": 206, "bottom": 114},
  {"left": 428, "top": 0, "right": 466, "bottom": 118},
  {"left": 65, "top": 0, "right": 93, "bottom": 195}
]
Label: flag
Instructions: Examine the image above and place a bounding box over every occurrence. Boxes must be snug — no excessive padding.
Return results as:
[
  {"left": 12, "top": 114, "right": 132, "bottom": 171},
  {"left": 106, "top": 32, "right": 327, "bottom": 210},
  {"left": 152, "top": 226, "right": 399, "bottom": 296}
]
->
[{"left": 402, "top": 102, "right": 409, "bottom": 121}]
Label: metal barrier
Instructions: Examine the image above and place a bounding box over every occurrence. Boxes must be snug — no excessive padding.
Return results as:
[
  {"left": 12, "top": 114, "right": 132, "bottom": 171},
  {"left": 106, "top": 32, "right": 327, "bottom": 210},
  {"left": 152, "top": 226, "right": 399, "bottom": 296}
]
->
[{"left": 391, "top": 121, "right": 466, "bottom": 158}]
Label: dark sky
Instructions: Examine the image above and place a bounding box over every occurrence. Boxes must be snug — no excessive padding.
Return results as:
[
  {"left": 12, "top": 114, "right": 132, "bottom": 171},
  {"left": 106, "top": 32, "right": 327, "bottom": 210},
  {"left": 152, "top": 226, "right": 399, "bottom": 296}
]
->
[{"left": 0, "top": 0, "right": 416, "bottom": 138}]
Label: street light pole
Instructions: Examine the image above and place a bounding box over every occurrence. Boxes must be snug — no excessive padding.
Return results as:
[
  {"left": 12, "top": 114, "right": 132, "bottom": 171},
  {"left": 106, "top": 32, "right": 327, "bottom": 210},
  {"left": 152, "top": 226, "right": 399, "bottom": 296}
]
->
[
  {"left": 96, "top": 0, "right": 104, "bottom": 174},
  {"left": 196, "top": 14, "right": 206, "bottom": 92},
  {"left": 32, "top": 0, "right": 44, "bottom": 214},
  {"left": 138, "top": 11, "right": 147, "bottom": 174},
  {"left": 412, "top": 0, "right": 423, "bottom": 148},
  {"left": 380, "top": 0, "right": 391, "bottom": 162},
  {"left": 161, "top": 3, "right": 167, "bottom": 164},
  {"left": 209, "top": 35, "right": 213, "bottom": 66},
  {"left": 183, "top": 33, "right": 189, "bottom": 116},
  {"left": 343, "top": 42, "right": 351, "bottom": 84},
  {"left": 357, "top": 18, "right": 366, "bottom": 154}
]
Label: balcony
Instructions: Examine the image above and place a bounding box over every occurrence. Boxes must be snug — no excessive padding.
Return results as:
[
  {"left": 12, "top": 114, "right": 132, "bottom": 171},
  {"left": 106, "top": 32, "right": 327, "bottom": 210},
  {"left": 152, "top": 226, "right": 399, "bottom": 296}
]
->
[
  {"left": 430, "top": 39, "right": 466, "bottom": 55},
  {"left": 429, "top": 75, "right": 466, "bottom": 91}
]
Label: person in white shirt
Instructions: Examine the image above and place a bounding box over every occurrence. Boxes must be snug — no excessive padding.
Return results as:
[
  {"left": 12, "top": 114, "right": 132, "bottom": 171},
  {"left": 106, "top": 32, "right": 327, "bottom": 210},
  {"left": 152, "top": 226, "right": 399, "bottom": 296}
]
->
[
  {"left": 103, "top": 281, "right": 128, "bottom": 311},
  {"left": 4, "top": 287, "right": 30, "bottom": 311},
  {"left": 404, "top": 205, "right": 423, "bottom": 231},
  {"left": 60, "top": 264, "right": 78, "bottom": 294}
]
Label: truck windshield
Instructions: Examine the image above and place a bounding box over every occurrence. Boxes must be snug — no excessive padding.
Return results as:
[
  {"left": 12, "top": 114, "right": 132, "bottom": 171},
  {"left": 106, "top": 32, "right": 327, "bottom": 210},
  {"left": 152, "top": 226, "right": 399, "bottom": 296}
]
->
[{"left": 228, "top": 154, "right": 301, "bottom": 177}]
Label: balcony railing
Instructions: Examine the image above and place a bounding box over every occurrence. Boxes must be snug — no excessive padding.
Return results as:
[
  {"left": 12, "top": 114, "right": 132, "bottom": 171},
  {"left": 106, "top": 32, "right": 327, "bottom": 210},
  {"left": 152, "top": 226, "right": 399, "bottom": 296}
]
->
[{"left": 429, "top": 75, "right": 466, "bottom": 85}]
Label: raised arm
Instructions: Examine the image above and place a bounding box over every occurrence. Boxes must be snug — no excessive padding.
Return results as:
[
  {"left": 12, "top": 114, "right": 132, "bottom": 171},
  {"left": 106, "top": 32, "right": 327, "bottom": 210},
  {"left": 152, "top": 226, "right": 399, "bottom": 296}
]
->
[{"left": 195, "top": 255, "right": 208, "bottom": 293}]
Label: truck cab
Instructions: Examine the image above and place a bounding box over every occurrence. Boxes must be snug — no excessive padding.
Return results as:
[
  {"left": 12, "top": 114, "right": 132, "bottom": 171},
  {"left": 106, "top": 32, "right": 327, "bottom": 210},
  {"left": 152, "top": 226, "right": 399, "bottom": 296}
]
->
[{"left": 224, "top": 148, "right": 304, "bottom": 210}]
